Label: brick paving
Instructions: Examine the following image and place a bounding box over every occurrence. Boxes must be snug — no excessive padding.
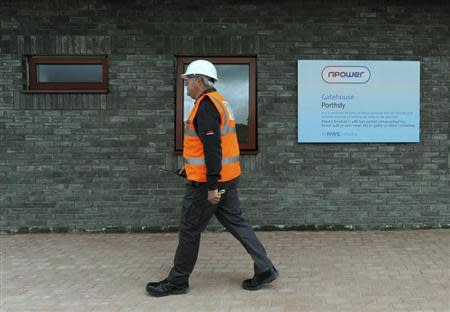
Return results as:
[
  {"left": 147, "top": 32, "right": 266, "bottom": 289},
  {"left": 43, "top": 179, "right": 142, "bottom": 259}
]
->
[{"left": 1, "top": 230, "right": 449, "bottom": 312}]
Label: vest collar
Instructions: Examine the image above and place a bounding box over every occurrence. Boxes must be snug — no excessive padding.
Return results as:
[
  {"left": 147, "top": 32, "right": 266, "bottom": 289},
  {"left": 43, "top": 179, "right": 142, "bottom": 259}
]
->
[{"left": 201, "top": 87, "right": 216, "bottom": 96}]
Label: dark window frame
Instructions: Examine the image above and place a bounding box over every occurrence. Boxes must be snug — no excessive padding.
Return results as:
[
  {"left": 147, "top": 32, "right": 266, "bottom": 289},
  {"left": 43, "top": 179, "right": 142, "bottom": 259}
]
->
[
  {"left": 25, "top": 56, "right": 108, "bottom": 93},
  {"left": 175, "top": 56, "right": 257, "bottom": 155}
]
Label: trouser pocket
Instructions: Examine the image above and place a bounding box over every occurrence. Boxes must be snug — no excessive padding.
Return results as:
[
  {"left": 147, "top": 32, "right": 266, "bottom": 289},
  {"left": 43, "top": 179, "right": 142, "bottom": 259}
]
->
[{"left": 181, "top": 182, "right": 213, "bottom": 227}]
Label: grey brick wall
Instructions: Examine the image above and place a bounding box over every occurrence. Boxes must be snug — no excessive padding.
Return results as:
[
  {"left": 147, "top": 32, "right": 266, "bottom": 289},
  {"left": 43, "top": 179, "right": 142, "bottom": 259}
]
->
[{"left": 1, "top": 0, "right": 449, "bottom": 233}]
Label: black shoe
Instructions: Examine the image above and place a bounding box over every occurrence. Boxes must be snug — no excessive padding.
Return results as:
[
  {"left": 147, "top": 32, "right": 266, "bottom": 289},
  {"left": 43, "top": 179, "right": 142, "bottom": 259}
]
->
[
  {"left": 146, "top": 278, "right": 189, "bottom": 297},
  {"left": 242, "top": 266, "right": 279, "bottom": 291}
]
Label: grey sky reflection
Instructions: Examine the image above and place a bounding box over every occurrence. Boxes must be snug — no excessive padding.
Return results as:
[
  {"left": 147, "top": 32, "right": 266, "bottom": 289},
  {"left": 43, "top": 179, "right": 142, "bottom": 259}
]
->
[
  {"left": 183, "top": 64, "right": 249, "bottom": 124},
  {"left": 37, "top": 64, "right": 103, "bottom": 82}
]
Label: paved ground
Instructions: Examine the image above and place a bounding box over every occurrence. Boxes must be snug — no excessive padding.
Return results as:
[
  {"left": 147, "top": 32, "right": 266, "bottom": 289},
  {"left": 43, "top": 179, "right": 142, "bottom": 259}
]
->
[{"left": 1, "top": 230, "right": 449, "bottom": 312}]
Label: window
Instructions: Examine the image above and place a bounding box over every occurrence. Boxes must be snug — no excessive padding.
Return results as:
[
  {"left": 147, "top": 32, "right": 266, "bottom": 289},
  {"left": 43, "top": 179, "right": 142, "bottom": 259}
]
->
[
  {"left": 25, "top": 56, "right": 108, "bottom": 93},
  {"left": 176, "top": 57, "right": 257, "bottom": 154}
]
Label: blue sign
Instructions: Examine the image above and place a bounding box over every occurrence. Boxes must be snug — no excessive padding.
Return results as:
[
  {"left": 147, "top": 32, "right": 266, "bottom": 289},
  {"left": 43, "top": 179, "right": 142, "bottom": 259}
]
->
[{"left": 298, "top": 60, "right": 420, "bottom": 142}]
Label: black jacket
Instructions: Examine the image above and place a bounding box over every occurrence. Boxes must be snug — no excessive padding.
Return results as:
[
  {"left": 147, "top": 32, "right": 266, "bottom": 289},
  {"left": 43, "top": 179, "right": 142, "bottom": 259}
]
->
[{"left": 193, "top": 89, "right": 222, "bottom": 190}]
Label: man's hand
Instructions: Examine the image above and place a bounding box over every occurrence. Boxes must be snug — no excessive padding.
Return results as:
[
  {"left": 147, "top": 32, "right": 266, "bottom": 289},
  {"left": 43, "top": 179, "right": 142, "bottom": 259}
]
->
[{"left": 207, "top": 189, "right": 221, "bottom": 205}]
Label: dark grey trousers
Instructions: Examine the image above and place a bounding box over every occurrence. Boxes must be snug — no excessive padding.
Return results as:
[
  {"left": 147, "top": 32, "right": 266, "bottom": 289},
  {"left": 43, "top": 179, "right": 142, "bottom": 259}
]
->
[{"left": 167, "top": 178, "right": 273, "bottom": 285}]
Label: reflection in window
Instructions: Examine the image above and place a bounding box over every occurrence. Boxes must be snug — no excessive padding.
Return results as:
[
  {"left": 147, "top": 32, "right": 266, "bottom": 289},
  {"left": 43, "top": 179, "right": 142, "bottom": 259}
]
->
[
  {"left": 25, "top": 56, "right": 108, "bottom": 93},
  {"left": 37, "top": 64, "right": 103, "bottom": 83},
  {"left": 183, "top": 64, "right": 250, "bottom": 143}
]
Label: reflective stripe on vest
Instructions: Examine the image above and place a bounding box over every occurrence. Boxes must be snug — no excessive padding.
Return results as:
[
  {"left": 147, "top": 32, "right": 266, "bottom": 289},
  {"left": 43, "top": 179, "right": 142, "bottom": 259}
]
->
[
  {"left": 184, "top": 155, "right": 240, "bottom": 165},
  {"left": 209, "top": 95, "right": 236, "bottom": 136},
  {"left": 184, "top": 127, "right": 198, "bottom": 137},
  {"left": 184, "top": 125, "right": 236, "bottom": 137}
]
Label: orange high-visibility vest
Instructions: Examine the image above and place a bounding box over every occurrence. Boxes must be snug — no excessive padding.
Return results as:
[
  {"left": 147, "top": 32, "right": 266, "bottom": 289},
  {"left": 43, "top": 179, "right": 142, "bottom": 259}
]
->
[{"left": 183, "top": 91, "right": 241, "bottom": 182}]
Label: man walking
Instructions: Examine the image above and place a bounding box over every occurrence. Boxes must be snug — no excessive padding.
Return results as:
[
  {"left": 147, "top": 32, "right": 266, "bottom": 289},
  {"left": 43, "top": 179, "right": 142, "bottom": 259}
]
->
[{"left": 146, "top": 60, "right": 278, "bottom": 297}]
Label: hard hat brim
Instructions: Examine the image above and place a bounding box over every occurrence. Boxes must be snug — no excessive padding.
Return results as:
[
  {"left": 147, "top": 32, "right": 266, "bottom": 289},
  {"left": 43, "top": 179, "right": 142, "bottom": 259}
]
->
[{"left": 181, "top": 60, "right": 219, "bottom": 81}]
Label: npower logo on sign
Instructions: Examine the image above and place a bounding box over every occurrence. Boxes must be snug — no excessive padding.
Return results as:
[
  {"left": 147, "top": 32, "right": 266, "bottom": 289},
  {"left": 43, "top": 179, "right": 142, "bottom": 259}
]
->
[{"left": 321, "top": 66, "right": 371, "bottom": 84}]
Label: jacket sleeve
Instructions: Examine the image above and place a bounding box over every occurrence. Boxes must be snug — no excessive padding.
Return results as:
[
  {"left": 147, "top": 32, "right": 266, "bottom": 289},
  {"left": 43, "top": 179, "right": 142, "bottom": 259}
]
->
[{"left": 194, "top": 97, "right": 222, "bottom": 190}]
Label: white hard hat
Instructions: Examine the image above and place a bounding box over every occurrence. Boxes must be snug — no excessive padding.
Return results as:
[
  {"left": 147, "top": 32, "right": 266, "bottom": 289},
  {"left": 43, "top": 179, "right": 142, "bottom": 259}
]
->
[{"left": 181, "top": 60, "right": 218, "bottom": 81}]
